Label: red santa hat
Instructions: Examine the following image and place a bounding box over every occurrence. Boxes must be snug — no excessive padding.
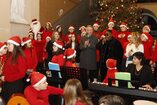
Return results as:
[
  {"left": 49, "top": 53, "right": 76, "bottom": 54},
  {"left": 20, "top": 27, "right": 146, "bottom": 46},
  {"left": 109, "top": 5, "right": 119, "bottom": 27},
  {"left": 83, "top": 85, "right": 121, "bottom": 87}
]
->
[
  {"left": 143, "top": 25, "right": 151, "bottom": 32},
  {"left": 93, "top": 22, "right": 100, "bottom": 27},
  {"left": 79, "top": 26, "right": 86, "bottom": 31},
  {"left": 141, "top": 32, "right": 148, "bottom": 40},
  {"left": 120, "top": 22, "right": 129, "bottom": 29},
  {"left": 64, "top": 48, "right": 76, "bottom": 59},
  {"left": 53, "top": 41, "right": 64, "bottom": 49},
  {"left": 108, "top": 18, "right": 114, "bottom": 25},
  {"left": 31, "top": 19, "right": 38, "bottom": 24},
  {"left": 21, "top": 37, "right": 31, "bottom": 46},
  {"left": 7, "top": 36, "right": 21, "bottom": 46},
  {"left": 68, "top": 26, "right": 75, "bottom": 30},
  {"left": 29, "top": 72, "right": 46, "bottom": 87},
  {"left": 106, "top": 59, "right": 117, "bottom": 69},
  {"left": 0, "top": 42, "right": 7, "bottom": 52}
]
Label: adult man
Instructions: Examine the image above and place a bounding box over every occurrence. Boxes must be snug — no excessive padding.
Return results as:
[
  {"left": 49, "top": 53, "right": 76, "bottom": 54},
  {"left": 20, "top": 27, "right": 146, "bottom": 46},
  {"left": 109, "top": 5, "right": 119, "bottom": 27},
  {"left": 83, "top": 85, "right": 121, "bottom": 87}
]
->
[{"left": 80, "top": 25, "right": 98, "bottom": 82}]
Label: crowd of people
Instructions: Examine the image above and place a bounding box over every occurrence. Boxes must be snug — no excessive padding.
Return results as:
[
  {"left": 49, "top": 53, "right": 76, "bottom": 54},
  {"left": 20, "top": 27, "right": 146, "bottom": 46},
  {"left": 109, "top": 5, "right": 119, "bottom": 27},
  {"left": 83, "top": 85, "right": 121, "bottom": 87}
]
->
[{"left": 0, "top": 18, "right": 157, "bottom": 105}]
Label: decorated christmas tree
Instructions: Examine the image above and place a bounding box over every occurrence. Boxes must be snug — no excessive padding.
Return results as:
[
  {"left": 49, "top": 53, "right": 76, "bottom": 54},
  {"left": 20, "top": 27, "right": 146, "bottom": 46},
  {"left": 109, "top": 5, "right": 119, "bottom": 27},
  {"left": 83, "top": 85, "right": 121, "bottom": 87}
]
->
[{"left": 96, "top": 0, "right": 143, "bottom": 31}]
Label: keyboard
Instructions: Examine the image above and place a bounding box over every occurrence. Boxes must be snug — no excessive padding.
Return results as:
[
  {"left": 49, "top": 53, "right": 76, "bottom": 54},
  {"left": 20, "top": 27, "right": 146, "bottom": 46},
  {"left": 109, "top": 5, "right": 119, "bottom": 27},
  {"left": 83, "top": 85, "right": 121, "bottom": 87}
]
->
[{"left": 88, "top": 82, "right": 157, "bottom": 100}]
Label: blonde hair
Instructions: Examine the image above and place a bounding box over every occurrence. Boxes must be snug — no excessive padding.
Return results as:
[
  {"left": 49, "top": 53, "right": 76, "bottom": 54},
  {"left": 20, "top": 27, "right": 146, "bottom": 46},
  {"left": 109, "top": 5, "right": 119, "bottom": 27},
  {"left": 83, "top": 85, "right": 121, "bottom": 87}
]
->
[
  {"left": 131, "top": 32, "right": 141, "bottom": 47},
  {"left": 64, "top": 79, "right": 89, "bottom": 105}
]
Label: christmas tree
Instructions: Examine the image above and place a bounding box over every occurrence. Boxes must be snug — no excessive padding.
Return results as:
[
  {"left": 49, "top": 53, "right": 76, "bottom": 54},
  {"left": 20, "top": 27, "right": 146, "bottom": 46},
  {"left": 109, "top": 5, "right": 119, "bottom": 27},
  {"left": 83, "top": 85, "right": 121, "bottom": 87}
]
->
[{"left": 96, "top": 0, "right": 143, "bottom": 31}]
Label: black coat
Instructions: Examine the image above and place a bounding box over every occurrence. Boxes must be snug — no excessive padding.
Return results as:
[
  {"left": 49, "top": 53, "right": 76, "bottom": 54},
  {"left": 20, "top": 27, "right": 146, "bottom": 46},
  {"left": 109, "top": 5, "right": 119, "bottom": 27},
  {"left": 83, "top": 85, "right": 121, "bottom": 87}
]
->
[
  {"left": 80, "top": 35, "right": 98, "bottom": 70},
  {"left": 97, "top": 38, "right": 123, "bottom": 70},
  {"left": 126, "top": 64, "right": 155, "bottom": 87}
]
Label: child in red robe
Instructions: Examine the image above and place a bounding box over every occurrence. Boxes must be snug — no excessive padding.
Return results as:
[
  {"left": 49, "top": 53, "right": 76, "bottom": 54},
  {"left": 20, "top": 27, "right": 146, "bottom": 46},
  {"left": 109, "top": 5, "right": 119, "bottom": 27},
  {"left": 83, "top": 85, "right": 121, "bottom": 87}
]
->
[
  {"left": 24, "top": 72, "right": 63, "bottom": 105},
  {"left": 51, "top": 41, "right": 65, "bottom": 66},
  {"left": 103, "top": 59, "right": 118, "bottom": 84},
  {"left": 64, "top": 48, "right": 77, "bottom": 67}
]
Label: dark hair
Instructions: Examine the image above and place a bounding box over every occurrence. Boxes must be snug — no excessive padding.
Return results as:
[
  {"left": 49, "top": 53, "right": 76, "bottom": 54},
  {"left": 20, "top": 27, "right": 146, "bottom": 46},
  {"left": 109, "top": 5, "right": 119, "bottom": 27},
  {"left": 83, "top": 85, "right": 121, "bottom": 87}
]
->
[
  {"left": 7, "top": 45, "right": 25, "bottom": 64},
  {"left": 99, "top": 95, "right": 125, "bottom": 105},
  {"left": 132, "top": 52, "right": 145, "bottom": 65},
  {"left": 53, "top": 48, "right": 64, "bottom": 55}
]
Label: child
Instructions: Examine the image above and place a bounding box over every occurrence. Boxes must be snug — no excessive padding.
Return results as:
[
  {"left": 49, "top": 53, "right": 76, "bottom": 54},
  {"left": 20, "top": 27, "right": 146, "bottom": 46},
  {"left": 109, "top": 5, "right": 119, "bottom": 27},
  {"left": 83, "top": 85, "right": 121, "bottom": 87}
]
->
[
  {"left": 22, "top": 37, "right": 38, "bottom": 72},
  {"left": 51, "top": 40, "right": 65, "bottom": 66},
  {"left": 141, "top": 25, "right": 154, "bottom": 65},
  {"left": 1, "top": 36, "right": 27, "bottom": 103},
  {"left": 103, "top": 59, "right": 118, "bottom": 84},
  {"left": 24, "top": 72, "right": 63, "bottom": 105},
  {"left": 117, "top": 22, "right": 131, "bottom": 50},
  {"left": 64, "top": 79, "right": 90, "bottom": 105},
  {"left": 64, "top": 48, "right": 77, "bottom": 67}
]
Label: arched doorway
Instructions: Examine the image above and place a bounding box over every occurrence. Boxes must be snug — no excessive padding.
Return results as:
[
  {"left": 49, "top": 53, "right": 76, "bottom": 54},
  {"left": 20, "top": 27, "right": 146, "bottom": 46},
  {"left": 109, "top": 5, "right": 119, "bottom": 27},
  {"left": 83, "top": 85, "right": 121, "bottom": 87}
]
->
[{"left": 142, "top": 9, "right": 157, "bottom": 37}]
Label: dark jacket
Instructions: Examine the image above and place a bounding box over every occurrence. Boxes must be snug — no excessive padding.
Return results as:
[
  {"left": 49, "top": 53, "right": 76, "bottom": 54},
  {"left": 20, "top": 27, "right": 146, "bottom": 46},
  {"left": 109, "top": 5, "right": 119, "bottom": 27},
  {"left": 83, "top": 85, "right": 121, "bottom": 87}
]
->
[
  {"left": 80, "top": 35, "right": 98, "bottom": 70},
  {"left": 126, "top": 64, "right": 155, "bottom": 87},
  {"left": 97, "top": 38, "right": 123, "bottom": 70}
]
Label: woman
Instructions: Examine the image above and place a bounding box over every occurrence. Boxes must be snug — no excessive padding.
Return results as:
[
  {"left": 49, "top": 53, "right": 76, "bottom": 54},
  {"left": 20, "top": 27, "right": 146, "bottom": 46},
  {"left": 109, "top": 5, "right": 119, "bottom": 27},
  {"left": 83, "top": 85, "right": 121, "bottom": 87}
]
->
[
  {"left": 64, "top": 48, "right": 77, "bottom": 67},
  {"left": 0, "top": 36, "right": 27, "bottom": 103},
  {"left": 66, "top": 34, "right": 80, "bottom": 63},
  {"left": 22, "top": 37, "right": 38, "bottom": 72},
  {"left": 51, "top": 40, "right": 65, "bottom": 66},
  {"left": 126, "top": 52, "right": 155, "bottom": 89},
  {"left": 64, "top": 79, "right": 90, "bottom": 105},
  {"left": 125, "top": 32, "right": 144, "bottom": 68},
  {"left": 34, "top": 33, "right": 45, "bottom": 71}
]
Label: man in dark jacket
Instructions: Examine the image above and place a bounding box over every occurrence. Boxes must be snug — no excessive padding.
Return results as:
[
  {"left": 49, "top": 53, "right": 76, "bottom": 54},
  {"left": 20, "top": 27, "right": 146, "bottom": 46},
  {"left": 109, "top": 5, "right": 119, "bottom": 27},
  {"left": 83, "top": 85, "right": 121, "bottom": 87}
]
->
[
  {"left": 80, "top": 25, "right": 98, "bottom": 82},
  {"left": 97, "top": 30, "right": 123, "bottom": 81}
]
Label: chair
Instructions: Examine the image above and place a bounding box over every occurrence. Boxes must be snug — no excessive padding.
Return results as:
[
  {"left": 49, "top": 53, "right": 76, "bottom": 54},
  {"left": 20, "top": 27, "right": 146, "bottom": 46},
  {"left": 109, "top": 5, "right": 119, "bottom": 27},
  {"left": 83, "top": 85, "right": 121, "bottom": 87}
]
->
[{"left": 7, "top": 93, "right": 30, "bottom": 105}]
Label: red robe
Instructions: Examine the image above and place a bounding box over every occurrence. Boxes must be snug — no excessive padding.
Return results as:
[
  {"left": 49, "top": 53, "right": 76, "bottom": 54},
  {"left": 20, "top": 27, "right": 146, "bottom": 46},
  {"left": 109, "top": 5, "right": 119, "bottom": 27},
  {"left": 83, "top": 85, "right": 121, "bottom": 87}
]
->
[
  {"left": 76, "top": 100, "right": 86, "bottom": 105},
  {"left": 103, "top": 69, "right": 118, "bottom": 84},
  {"left": 3, "top": 53, "right": 27, "bottom": 82},
  {"left": 34, "top": 40, "right": 45, "bottom": 63},
  {"left": 65, "top": 60, "right": 77, "bottom": 67},
  {"left": 116, "top": 31, "right": 130, "bottom": 50},
  {"left": 51, "top": 54, "right": 65, "bottom": 66},
  {"left": 24, "top": 86, "right": 63, "bottom": 105},
  {"left": 142, "top": 33, "right": 154, "bottom": 60},
  {"left": 101, "top": 28, "right": 118, "bottom": 39},
  {"left": 42, "top": 29, "right": 53, "bottom": 42},
  {"left": 23, "top": 47, "right": 38, "bottom": 70},
  {"left": 151, "top": 42, "right": 157, "bottom": 62}
]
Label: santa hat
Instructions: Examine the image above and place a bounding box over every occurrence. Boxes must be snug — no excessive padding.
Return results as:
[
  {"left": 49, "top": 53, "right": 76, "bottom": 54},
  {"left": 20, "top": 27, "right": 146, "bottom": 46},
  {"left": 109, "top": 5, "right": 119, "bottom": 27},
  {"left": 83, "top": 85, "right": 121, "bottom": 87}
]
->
[
  {"left": 0, "top": 42, "right": 7, "bottom": 52},
  {"left": 108, "top": 18, "right": 114, "bottom": 25},
  {"left": 106, "top": 59, "right": 117, "bottom": 69},
  {"left": 53, "top": 41, "right": 64, "bottom": 49},
  {"left": 56, "top": 25, "right": 61, "bottom": 30},
  {"left": 143, "top": 25, "right": 151, "bottom": 32},
  {"left": 46, "top": 22, "right": 52, "bottom": 27},
  {"left": 7, "top": 36, "right": 21, "bottom": 46},
  {"left": 46, "top": 36, "right": 51, "bottom": 40},
  {"left": 64, "top": 48, "right": 76, "bottom": 59},
  {"left": 68, "top": 26, "right": 75, "bottom": 30},
  {"left": 93, "top": 22, "right": 100, "bottom": 27},
  {"left": 21, "top": 37, "right": 31, "bottom": 46},
  {"left": 141, "top": 33, "right": 148, "bottom": 40},
  {"left": 28, "top": 72, "right": 46, "bottom": 87},
  {"left": 31, "top": 19, "right": 38, "bottom": 24},
  {"left": 79, "top": 26, "right": 86, "bottom": 31},
  {"left": 120, "top": 22, "right": 129, "bottom": 29}
]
